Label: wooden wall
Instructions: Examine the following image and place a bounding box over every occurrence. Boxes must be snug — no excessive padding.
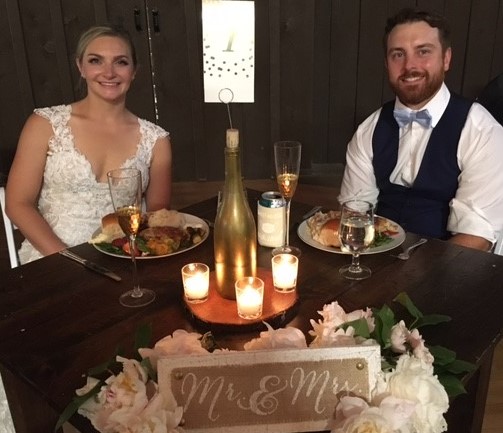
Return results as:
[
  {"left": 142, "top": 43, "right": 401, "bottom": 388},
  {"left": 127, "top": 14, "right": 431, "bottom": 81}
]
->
[{"left": 1, "top": 0, "right": 502, "bottom": 185}]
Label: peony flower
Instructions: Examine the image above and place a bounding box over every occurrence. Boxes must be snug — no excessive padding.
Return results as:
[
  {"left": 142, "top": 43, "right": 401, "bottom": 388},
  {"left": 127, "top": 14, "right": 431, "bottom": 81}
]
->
[
  {"left": 408, "top": 329, "right": 434, "bottom": 365},
  {"left": 77, "top": 357, "right": 182, "bottom": 433},
  {"left": 332, "top": 395, "right": 415, "bottom": 433},
  {"left": 310, "top": 325, "right": 358, "bottom": 348},
  {"left": 243, "top": 322, "right": 307, "bottom": 350},
  {"left": 384, "top": 354, "right": 448, "bottom": 433},
  {"left": 139, "top": 330, "right": 209, "bottom": 370},
  {"left": 313, "top": 301, "right": 375, "bottom": 333},
  {"left": 390, "top": 320, "right": 409, "bottom": 353}
]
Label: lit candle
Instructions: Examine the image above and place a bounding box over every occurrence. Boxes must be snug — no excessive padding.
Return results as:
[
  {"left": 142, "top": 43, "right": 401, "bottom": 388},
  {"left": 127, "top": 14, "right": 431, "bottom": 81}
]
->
[
  {"left": 235, "top": 277, "right": 264, "bottom": 319},
  {"left": 182, "top": 263, "right": 209, "bottom": 303},
  {"left": 272, "top": 253, "right": 298, "bottom": 293}
]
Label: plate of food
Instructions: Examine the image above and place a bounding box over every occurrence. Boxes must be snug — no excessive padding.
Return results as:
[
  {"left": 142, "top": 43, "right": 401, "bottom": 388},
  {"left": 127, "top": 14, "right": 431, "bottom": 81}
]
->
[
  {"left": 89, "top": 209, "right": 209, "bottom": 259},
  {"left": 297, "top": 210, "right": 405, "bottom": 254}
]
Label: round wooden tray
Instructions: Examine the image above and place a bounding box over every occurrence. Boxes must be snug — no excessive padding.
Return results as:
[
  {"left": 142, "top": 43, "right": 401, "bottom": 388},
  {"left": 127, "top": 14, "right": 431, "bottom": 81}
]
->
[{"left": 185, "top": 267, "right": 298, "bottom": 332}]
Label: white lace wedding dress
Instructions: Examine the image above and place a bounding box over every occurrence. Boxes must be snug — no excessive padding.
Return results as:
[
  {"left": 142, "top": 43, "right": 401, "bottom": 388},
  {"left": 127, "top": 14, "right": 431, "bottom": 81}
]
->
[{"left": 17, "top": 105, "right": 168, "bottom": 264}]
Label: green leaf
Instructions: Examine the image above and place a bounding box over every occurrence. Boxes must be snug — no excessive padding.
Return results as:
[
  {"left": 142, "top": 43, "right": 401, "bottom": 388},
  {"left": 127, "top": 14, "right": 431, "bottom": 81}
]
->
[
  {"left": 141, "top": 357, "right": 157, "bottom": 382},
  {"left": 342, "top": 318, "right": 371, "bottom": 338},
  {"left": 372, "top": 305, "right": 395, "bottom": 348},
  {"left": 429, "top": 345, "right": 456, "bottom": 366},
  {"left": 134, "top": 323, "right": 153, "bottom": 354},
  {"left": 87, "top": 355, "right": 116, "bottom": 377},
  {"left": 415, "top": 314, "right": 451, "bottom": 328},
  {"left": 54, "top": 381, "right": 102, "bottom": 431},
  {"left": 394, "top": 292, "right": 423, "bottom": 319},
  {"left": 437, "top": 373, "right": 467, "bottom": 399},
  {"left": 442, "top": 358, "right": 476, "bottom": 375}
]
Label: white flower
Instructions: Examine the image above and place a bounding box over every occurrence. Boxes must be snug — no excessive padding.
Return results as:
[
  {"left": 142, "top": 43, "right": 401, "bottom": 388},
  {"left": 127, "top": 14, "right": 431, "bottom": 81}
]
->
[
  {"left": 139, "top": 329, "right": 209, "bottom": 370},
  {"left": 310, "top": 325, "right": 358, "bottom": 348},
  {"left": 313, "top": 301, "right": 375, "bottom": 332},
  {"left": 390, "top": 320, "right": 409, "bottom": 353},
  {"left": 390, "top": 322, "right": 434, "bottom": 365},
  {"left": 243, "top": 322, "right": 307, "bottom": 350},
  {"left": 384, "top": 354, "right": 448, "bottom": 433},
  {"left": 408, "top": 329, "right": 434, "bottom": 365},
  {"left": 332, "top": 395, "right": 415, "bottom": 433},
  {"left": 77, "top": 357, "right": 182, "bottom": 433},
  {"left": 309, "top": 302, "right": 375, "bottom": 347}
]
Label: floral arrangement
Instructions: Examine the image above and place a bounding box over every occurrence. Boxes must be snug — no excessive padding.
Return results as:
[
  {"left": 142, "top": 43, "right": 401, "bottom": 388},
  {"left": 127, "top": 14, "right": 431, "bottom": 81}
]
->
[{"left": 56, "top": 292, "right": 474, "bottom": 433}]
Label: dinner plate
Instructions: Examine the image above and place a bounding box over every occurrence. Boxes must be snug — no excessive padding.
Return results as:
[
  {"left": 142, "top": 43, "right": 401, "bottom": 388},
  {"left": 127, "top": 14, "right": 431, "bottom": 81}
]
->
[
  {"left": 297, "top": 216, "right": 405, "bottom": 255},
  {"left": 92, "top": 213, "right": 209, "bottom": 259}
]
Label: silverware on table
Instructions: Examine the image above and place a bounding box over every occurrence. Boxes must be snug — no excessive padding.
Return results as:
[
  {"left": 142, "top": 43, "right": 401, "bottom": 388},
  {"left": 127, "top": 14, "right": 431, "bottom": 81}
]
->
[
  {"left": 391, "top": 238, "right": 428, "bottom": 260},
  {"left": 59, "top": 249, "right": 122, "bottom": 281}
]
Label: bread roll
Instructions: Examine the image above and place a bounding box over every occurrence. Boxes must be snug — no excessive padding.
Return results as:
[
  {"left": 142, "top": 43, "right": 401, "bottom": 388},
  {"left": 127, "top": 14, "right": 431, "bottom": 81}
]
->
[
  {"left": 318, "top": 217, "right": 341, "bottom": 247},
  {"left": 307, "top": 210, "right": 342, "bottom": 247},
  {"left": 89, "top": 213, "right": 125, "bottom": 244}
]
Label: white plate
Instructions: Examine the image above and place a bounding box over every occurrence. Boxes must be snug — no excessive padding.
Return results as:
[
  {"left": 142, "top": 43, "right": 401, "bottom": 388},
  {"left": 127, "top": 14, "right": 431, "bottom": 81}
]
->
[
  {"left": 92, "top": 213, "right": 209, "bottom": 259},
  {"left": 297, "top": 216, "right": 406, "bottom": 255}
]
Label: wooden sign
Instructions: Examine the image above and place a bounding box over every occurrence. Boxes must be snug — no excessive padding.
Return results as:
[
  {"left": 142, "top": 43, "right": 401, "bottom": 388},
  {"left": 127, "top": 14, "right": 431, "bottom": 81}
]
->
[{"left": 158, "top": 345, "right": 380, "bottom": 433}]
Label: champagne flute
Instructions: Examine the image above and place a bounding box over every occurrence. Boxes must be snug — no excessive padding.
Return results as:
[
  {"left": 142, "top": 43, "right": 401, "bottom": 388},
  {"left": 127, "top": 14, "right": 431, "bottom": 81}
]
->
[
  {"left": 272, "top": 141, "right": 302, "bottom": 257},
  {"left": 338, "top": 200, "right": 375, "bottom": 280},
  {"left": 107, "top": 168, "right": 155, "bottom": 307}
]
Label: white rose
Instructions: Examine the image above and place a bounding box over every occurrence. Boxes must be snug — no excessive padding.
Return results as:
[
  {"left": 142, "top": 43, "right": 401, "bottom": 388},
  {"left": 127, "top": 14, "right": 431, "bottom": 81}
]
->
[{"left": 385, "top": 354, "right": 449, "bottom": 433}]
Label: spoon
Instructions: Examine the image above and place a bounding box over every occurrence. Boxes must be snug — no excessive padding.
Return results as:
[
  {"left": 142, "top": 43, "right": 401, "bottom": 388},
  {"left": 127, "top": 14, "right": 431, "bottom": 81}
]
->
[{"left": 392, "top": 238, "right": 428, "bottom": 260}]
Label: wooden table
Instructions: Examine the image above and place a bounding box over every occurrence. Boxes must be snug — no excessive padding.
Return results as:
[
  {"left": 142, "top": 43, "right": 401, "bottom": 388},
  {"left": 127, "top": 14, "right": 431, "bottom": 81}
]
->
[{"left": 1, "top": 190, "right": 502, "bottom": 433}]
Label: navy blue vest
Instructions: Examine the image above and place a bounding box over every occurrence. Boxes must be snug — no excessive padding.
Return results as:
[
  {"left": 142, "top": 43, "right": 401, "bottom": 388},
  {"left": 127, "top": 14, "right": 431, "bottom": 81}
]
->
[{"left": 372, "top": 94, "right": 472, "bottom": 239}]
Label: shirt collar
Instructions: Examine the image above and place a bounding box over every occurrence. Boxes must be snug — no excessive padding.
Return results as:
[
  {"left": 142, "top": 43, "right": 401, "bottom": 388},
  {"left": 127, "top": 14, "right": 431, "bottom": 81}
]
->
[{"left": 394, "top": 82, "right": 450, "bottom": 128}]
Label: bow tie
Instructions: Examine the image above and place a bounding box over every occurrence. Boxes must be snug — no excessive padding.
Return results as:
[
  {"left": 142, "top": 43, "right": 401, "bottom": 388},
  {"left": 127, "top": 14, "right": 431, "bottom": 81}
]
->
[{"left": 393, "top": 108, "right": 432, "bottom": 128}]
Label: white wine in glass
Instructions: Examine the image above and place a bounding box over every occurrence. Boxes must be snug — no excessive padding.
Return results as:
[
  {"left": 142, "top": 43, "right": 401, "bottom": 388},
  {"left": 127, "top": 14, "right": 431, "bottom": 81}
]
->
[
  {"left": 272, "top": 141, "right": 302, "bottom": 257},
  {"left": 338, "top": 200, "right": 375, "bottom": 280},
  {"left": 107, "top": 168, "right": 155, "bottom": 307}
]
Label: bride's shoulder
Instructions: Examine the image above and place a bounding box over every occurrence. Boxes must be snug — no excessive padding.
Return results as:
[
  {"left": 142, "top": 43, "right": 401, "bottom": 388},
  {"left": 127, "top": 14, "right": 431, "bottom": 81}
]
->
[
  {"left": 34, "top": 104, "right": 71, "bottom": 123},
  {"left": 138, "top": 117, "right": 169, "bottom": 140}
]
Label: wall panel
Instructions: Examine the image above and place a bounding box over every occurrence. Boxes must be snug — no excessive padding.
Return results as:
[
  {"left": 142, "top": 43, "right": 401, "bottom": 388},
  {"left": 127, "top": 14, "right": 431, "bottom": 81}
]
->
[{"left": 1, "top": 0, "right": 502, "bottom": 184}]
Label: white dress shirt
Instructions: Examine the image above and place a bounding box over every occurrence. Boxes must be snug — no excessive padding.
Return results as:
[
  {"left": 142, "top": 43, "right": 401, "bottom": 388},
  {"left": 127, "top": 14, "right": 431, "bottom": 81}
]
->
[{"left": 339, "top": 83, "right": 503, "bottom": 243}]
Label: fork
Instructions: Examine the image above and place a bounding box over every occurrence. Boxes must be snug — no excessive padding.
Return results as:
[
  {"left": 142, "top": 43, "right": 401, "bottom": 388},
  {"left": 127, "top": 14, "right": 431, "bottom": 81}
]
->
[{"left": 392, "top": 238, "right": 428, "bottom": 260}]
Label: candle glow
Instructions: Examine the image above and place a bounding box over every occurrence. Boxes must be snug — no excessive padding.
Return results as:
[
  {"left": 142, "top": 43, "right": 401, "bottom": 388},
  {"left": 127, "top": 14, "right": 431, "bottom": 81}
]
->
[
  {"left": 272, "top": 253, "right": 298, "bottom": 293},
  {"left": 235, "top": 277, "right": 264, "bottom": 319},
  {"left": 182, "top": 263, "right": 209, "bottom": 303}
]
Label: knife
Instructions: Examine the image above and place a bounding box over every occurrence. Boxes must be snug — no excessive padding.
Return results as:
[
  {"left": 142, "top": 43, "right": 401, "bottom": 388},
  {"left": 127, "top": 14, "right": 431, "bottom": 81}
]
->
[{"left": 59, "top": 249, "right": 122, "bottom": 282}]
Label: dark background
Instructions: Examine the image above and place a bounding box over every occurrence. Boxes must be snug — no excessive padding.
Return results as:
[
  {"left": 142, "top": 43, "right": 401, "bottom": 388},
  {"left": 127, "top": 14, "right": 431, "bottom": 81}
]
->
[{"left": 1, "top": 0, "right": 502, "bottom": 184}]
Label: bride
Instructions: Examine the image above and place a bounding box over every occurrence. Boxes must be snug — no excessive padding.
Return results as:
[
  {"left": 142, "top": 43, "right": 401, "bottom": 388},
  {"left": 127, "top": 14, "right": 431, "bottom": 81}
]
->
[{"left": 5, "top": 24, "right": 172, "bottom": 264}]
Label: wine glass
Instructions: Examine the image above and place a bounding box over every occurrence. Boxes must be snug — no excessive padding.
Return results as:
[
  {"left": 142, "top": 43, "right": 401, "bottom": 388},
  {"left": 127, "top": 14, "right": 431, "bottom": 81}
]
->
[
  {"left": 107, "top": 168, "right": 155, "bottom": 307},
  {"left": 272, "top": 141, "right": 302, "bottom": 257},
  {"left": 338, "top": 200, "right": 375, "bottom": 280}
]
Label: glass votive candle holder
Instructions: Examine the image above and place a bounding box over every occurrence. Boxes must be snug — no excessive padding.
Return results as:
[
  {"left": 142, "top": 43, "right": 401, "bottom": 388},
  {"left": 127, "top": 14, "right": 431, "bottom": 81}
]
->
[
  {"left": 181, "top": 263, "right": 210, "bottom": 303},
  {"left": 235, "top": 276, "right": 264, "bottom": 320},
  {"left": 271, "top": 253, "right": 298, "bottom": 293}
]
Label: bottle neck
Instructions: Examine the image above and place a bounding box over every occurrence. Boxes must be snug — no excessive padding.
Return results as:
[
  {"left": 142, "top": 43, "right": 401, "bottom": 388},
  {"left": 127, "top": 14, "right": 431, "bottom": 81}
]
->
[{"left": 224, "top": 147, "right": 244, "bottom": 193}]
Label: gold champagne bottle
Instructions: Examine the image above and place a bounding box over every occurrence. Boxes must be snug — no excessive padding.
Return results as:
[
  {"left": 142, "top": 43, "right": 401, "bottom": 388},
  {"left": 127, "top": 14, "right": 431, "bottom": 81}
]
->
[{"left": 214, "top": 129, "right": 257, "bottom": 299}]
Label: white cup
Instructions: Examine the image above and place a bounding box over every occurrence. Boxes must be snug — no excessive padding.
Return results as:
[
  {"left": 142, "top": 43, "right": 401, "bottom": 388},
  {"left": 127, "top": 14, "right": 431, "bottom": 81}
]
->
[
  {"left": 235, "top": 276, "right": 264, "bottom": 319},
  {"left": 271, "top": 253, "right": 298, "bottom": 293},
  {"left": 181, "top": 263, "right": 210, "bottom": 303}
]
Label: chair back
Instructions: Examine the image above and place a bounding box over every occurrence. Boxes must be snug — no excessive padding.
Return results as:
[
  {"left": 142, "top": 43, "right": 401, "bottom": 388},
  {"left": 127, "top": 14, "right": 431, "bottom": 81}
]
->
[{"left": 0, "top": 186, "right": 19, "bottom": 268}]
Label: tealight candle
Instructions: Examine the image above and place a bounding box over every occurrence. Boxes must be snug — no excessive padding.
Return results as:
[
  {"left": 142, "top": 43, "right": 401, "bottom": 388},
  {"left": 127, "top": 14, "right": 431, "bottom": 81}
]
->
[
  {"left": 181, "top": 263, "right": 209, "bottom": 303},
  {"left": 272, "top": 253, "right": 298, "bottom": 293},
  {"left": 235, "top": 276, "right": 264, "bottom": 320}
]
